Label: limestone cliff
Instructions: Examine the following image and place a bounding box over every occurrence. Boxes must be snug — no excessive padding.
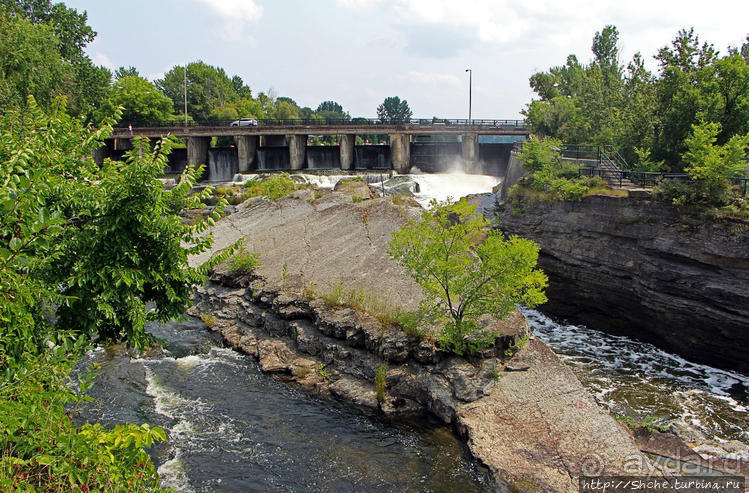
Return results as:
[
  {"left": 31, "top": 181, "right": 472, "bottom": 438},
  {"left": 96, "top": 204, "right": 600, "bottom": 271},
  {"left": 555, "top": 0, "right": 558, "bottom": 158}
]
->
[{"left": 499, "top": 194, "right": 749, "bottom": 373}]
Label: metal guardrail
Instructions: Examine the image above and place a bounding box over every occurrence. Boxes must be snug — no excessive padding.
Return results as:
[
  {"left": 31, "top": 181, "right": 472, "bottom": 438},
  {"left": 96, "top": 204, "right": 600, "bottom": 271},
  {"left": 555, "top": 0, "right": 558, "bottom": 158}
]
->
[
  {"left": 579, "top": 167, "right": 749, "bottom": 194},
  {"left": 114, "top": 118, "right": 528, "bottom": 129}
]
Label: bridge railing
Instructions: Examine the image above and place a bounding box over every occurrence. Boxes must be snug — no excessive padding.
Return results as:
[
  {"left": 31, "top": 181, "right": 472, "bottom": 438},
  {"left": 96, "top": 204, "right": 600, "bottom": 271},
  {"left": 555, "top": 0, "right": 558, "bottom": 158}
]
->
[{"left": 114, "top": 118, "right": 528, "bottom": 129}]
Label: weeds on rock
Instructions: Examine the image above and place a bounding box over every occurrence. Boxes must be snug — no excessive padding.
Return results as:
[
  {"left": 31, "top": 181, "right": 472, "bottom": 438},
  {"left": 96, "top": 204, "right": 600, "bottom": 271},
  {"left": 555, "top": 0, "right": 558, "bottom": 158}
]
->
[
  {"left": 317, "top": 363, "right": 331, "bottom": 381},
  {"left": 504, "top": 335, "right": 529, "bottom": 357},
  {"left": 229, "top": 245, "right": 261, "bottom": 274},
  {"left": 375, "top": 364, "right": 388, "bottom": 404},
  {"left": 200, "top": 313, "right": 216, "bottom": 329}
]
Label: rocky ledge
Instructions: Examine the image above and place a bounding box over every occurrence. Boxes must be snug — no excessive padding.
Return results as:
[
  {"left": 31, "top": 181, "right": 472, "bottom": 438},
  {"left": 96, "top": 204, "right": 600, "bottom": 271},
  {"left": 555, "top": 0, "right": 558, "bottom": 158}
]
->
[
  {"left": 499, "top": 194, "right": 749, "bottom": 373},
  {"left": 189, "top": 271, "right": 653, "bottom": 492},
  {"left": 188, "top": 186, "right": 653, "bottom": 491}
]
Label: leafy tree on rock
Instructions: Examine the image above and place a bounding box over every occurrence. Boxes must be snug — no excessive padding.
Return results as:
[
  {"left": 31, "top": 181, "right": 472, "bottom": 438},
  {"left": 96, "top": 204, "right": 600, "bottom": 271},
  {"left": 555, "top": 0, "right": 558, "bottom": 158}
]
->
[
  {"left": 389, "top": 199, "right": 547, "bottom": 355},
  {"left": 377, "top": 96, "right": 412, "bottom": 123}
]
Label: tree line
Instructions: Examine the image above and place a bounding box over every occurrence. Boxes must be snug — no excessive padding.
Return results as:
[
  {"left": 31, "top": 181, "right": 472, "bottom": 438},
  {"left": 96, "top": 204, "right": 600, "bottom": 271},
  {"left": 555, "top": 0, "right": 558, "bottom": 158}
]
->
[
  {"left": 524, "top": 25, "right": 749, "bottom": 173},
  {"left": 0, "top": 1, "right": 413, "bottom": 130}
]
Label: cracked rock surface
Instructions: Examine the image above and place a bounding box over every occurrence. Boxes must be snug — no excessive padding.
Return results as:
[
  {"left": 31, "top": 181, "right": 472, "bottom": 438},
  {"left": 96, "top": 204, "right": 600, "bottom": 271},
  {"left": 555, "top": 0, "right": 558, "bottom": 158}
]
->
[{"left": 190, "top": 188, "right": 653, "bottom": 492}]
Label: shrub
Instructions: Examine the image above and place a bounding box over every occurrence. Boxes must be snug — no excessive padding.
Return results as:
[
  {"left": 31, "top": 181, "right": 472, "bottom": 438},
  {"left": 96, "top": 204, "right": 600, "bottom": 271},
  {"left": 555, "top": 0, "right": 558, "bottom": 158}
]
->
[
  {"left": 375, "top": 364, "right": 388, "bottom": 404},
  {"left": 242, "top": 173, "right": 296, "bottom": 200},
  {"left": 229, "top": 245, "right": 261, "bottom": 274}
]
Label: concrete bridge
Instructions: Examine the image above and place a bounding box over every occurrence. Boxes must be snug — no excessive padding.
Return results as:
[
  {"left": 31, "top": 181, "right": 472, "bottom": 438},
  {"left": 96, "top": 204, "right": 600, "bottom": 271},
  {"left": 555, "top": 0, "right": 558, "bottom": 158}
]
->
[{"left": 105, "top": 119, "right": 529, "bottom": 178}]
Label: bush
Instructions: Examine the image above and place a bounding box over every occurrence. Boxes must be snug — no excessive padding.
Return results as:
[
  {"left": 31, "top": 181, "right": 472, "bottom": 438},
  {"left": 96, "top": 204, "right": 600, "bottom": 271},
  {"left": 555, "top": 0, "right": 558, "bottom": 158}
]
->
[
  {"left": 375, "top": 364, "right": 388, "bottom": 404},
  {"left": 242, "top": 173, "right": 296, "bottom": 200},
  {"left": 228, "top": 245, "right": 261, "bottom": 274}
]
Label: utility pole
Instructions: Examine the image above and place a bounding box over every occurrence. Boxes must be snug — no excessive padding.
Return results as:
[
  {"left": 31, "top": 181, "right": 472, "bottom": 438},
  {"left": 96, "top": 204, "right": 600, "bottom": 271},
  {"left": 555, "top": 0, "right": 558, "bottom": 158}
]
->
[
  {"left": 183, "top": 64, "right": 188, "bottom": 126},
  {"left": 465, "top": 68, "right": 472, "bottom": 123}
]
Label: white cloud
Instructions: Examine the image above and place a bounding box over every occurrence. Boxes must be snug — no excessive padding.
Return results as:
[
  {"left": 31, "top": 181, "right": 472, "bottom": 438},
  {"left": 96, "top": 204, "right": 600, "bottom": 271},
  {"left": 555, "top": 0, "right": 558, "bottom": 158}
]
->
[
  {"left": 400, "top": 70, "right": 461, "bottom": 87},
  {"left": 192, "top": 0, "right": 263, "bottom": 41},
  {"left": 92, "top": 52, "right": 115, "bottom": 71}
]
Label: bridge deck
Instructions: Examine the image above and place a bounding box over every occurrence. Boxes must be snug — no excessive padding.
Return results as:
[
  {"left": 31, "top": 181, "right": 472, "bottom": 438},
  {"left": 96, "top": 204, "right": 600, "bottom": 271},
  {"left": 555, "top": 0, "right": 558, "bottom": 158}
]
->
[{"left": 110, "top": 120, "right": 529, "bottom": 139}]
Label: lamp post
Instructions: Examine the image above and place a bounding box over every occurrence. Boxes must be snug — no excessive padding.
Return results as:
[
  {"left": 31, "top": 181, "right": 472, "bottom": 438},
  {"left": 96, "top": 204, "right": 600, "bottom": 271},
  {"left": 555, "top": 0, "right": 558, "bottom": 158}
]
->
[
  {"left": 183, "top": 63, "right": 188, "bottom": 126},
  {"left": 465, "top": 68, "right": 472, "bottom": 124}
]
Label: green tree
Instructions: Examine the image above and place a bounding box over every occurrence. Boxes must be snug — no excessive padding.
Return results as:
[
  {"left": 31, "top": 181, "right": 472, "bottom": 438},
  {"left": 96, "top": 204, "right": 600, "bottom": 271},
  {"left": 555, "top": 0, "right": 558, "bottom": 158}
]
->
[
  {"left": 157, "top": 61, "right": 239, "bottom": 121},
  {"left": 0, "top": 0, "right": 111, "bottom": 121},
  {"left": 0, "top": 9, "right": 70, "bottom": 110},
  {"left": 682, "top": 121, "right": 749, "bottom": 205},
  {"left": 1, "top": 97, "right": 233, "bottom": 489},
  {"left": 388, "top": 199, "right": 547, "bottom": 355},
  {"left": 102, "top": 75, "right": 175, "bottom": 123},
  {"left": 114, "top": 65, "right": 139, "bottom": 80},
  {"left": 377, "top": 96, "right": 412, "bottom": 123}
]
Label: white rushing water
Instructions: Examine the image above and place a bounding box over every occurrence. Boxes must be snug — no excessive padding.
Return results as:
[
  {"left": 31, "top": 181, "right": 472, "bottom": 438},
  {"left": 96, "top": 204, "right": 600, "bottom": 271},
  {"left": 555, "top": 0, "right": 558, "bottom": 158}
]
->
[{"left": 295, "top": 170, "right": 502, "bottom": 208}]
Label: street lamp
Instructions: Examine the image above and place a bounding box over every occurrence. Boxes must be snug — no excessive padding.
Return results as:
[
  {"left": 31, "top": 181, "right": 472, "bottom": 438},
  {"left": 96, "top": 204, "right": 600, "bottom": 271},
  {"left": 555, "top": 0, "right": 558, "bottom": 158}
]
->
[
  {"left": 465, "top": 69, "right": 472, "bottom": 123},
  {"left": 183, "top": 63, "right": 188, "bottom": 126}
]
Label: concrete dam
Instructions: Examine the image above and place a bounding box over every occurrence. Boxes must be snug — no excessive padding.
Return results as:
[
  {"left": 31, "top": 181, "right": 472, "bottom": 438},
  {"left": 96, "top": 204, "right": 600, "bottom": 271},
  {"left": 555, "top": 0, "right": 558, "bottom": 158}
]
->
[{"left": 103, "top": 119, "right": 528, "bottom": 180}]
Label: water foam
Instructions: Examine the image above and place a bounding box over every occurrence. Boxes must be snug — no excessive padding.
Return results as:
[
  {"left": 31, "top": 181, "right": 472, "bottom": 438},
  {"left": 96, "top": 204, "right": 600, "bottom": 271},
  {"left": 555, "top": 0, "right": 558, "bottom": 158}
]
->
[{"left": 524, "top": 308, "right": 749, "bottom": 441}]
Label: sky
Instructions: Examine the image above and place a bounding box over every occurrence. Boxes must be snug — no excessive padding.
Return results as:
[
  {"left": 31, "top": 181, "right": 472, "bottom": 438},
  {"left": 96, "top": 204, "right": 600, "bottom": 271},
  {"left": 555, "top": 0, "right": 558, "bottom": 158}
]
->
[{"left": 66, "top": 0, "right": 749, "bottom": 120}]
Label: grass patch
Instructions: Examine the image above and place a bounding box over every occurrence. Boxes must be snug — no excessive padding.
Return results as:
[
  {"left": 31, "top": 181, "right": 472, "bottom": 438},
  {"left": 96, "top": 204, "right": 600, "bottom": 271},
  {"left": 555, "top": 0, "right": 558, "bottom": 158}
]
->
[
  {"left": 319, "top": 281, "right": 425, "bottom": 336},
  {"left": 241, "top": 173, "right": 297, "bottom": 200},
  {"left": 375, "top": 363, "right": 388, "bottom": 404},
  {"left": 317, "top": 363, "right": 331, "bottom": 381},
  {"left": 228, "top": 246, "right": 261, "bottom": 274},
  {"left": 199, "top": 313, "right": 215, "bottom": 328},
  {"left": 615, "top": 414, "right": 669, "bottom": 433},
  {"left": 583, "top": 185, "right": 629, "bottom": 198}
]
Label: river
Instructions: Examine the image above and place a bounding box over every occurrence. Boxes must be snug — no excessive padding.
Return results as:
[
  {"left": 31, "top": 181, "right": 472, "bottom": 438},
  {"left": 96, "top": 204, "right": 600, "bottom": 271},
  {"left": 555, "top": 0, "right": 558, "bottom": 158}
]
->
[
  {"left": 76, "top": 172, "right": 747, "bottom": 490},
  {"left": 75, "top": 319, "right": 494, "bottom": 493}
]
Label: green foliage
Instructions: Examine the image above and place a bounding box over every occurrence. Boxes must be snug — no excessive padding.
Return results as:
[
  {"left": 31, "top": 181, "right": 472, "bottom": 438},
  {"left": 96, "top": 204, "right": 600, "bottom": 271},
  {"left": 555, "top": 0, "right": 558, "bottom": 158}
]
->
[
  {"left": 524, "top": 26, "right": 749, "bottom": 171},
  {"left": 375, "top": 364, "right": 388, "bottom": 404},
  {"left": 615, "top": 414, "right": 670, "bottom": 433},
  {"left": 0, "top": 0, "right": 111, "bottom": 121},
  {"left": 0, "top": 357, "right": 169, "bottom": 491},
  {"left": 632, "top": 147, "right": 666, "bottom": 172},
  {"left": 200, "top": 313, "right": 216, "bottom": 329},
  {"left": 242, "top": 173, "right": 297, "bottom": 200},
  {"left": 682, "top": 121, "right": 749, "bottom": 205},
  {"left": 0, "top": 97, "right": 233, "bottom": 491},
  {"left": 377, "top": 96, "right": 412, "bottom": 123},
  {"left": 317, "top": 363, "right": 331, "bottom": 381},
  {"left": 102, "top": 75, "right": 176, "bottom": 123},
  {"left": 518, "top": 137, "right": 595, "bottom": 201},
  {"left": 388, "top": 199, "right": 548, "bottom": 356},
  {"left": 157, "top": 61, "right": 240, "bottom": 121},
  {"left": 518, "top": 136, "right": 562, "bottom": 172},
  {"left": 229, "top": 243, "right": 261, "bottom": 274}
]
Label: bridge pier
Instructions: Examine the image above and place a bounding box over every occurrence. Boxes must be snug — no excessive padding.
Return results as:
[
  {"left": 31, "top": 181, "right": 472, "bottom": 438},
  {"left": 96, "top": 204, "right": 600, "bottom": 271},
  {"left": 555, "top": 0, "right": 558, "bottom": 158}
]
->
[
  {"left": 288, "top": 134, "right": 307, "bottom": 170},
  {"left": 339, "top": 134, "right": 355, "bottom": 170},
  {"left": 390, "top": 133, "right": 411, "bottom": 174},
  {"left": 186, "top": 136, "right": 210, "bottom": 168},
  {"left": 235, "top": 135, "right": 258, "bottom": 172},
  {"left": 462, "top": 133, "right": 479, "bottom": 173}
]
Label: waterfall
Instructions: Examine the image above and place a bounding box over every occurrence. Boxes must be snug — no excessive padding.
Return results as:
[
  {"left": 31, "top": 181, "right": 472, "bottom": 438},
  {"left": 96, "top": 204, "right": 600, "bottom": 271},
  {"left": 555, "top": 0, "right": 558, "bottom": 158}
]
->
[{"left": 207, "top": 149, "right": 238, "bottom": 181}]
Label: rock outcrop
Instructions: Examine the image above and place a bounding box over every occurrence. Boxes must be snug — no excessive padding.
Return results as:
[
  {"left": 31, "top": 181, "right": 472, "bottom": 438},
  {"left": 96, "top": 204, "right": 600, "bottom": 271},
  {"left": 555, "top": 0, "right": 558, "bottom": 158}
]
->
[
  {"left": 499, "top": 194, "right": 749, "bottom": 373},
  {"left": 190, "top": 188, "right": 653, "bottom": 491}
]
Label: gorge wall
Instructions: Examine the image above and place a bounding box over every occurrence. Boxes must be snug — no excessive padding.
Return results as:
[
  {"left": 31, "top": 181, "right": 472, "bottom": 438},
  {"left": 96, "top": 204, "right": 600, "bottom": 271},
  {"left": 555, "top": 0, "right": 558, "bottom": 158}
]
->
[{"left": 499, "top": 194, "right": 749, "bottom": 374}]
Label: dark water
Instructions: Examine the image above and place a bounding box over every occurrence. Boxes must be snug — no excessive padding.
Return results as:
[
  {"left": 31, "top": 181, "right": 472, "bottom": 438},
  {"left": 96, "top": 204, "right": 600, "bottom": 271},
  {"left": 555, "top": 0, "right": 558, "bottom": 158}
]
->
[
  {"left": 75, "top": 319, "right": 493, "bottom": 493},
  {"left": 524, "top": 309, "right": 749, "bottom": 446}
]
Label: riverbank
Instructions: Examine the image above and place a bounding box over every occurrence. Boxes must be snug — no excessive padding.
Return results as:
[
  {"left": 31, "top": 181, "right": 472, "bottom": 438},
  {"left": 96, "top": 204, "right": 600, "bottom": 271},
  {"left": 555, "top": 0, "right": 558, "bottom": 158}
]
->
[{"left": 189, "top": 183, "right": 653, "bottom": 491}]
